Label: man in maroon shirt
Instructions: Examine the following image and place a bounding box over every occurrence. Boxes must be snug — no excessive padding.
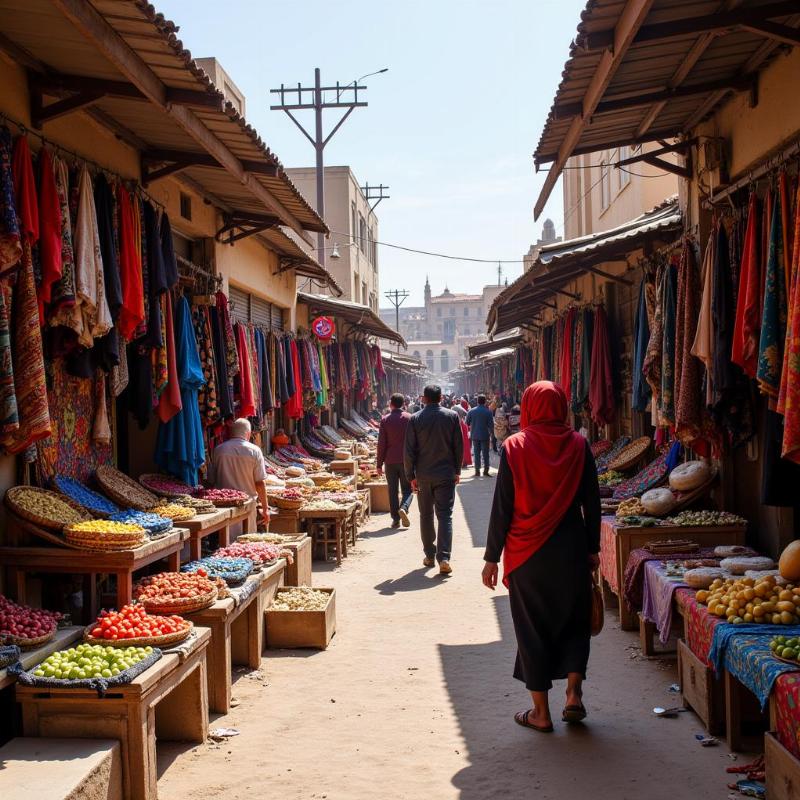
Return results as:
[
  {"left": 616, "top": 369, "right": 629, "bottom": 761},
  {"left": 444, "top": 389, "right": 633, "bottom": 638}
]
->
[{"left": 377, "top": 393, "right": 413, "bottom": 528}]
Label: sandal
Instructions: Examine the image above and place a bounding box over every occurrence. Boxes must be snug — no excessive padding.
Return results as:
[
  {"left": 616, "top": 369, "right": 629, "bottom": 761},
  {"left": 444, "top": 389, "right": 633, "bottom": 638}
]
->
[
  {"left": 562, "top": 704, "right": 587, "bottom": 723},
  {"left": 514, "top": 709, "right": 554, "bottom": 733}
]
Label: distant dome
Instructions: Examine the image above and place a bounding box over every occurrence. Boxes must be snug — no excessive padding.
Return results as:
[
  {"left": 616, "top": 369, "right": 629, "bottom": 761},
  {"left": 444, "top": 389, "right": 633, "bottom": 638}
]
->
[
  {"left": 441, "top": 286, "right": 452, "bottom": 296},
  {"left": 542, "top": 218, "right": 556, "bottom": 242}
]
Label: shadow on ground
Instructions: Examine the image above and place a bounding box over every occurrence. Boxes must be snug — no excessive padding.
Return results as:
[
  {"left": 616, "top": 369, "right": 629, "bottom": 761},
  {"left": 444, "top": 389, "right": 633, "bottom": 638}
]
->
[{"left": 374, "top": 567, "right": 449, "bottom": 595}]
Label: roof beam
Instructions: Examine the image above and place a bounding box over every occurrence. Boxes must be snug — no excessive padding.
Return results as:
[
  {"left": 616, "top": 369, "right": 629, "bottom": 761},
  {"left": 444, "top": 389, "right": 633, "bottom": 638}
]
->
[
  {"left": 583, "top": 1, "right": 799, "bottom": 50},
  {"left": 740, "top": 20, "right": 800, "bottom": 46},
  {"left": 533, "top": 0, "right": 655, "bottom": 220},
  {"left": 31, "top": 89, "right": 104, "bottom": 127},
  {"left": 51, "top": 0, "right": 316, "bottom": 243},
  {"left": 141, "top": 148, "right": 280, "bottom": 185}
]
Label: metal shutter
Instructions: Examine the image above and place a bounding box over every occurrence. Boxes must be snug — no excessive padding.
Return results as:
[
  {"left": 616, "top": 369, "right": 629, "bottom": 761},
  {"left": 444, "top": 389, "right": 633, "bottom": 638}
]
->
[
  {"left": 250, "top": 296, "right": 271, "bottom": 327},
  {"left": 229, "top": 286, "right": 249, "bottom": 323}
]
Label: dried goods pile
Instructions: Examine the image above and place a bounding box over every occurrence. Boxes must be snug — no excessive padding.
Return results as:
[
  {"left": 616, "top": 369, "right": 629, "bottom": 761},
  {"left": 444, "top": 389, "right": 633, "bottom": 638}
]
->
[
  {"left": 95, "top": 465, "right": 159, "bottom": 510},
  {"left": 302, "top": 499, "right": 344, "bottom": 512},
  {"left": 182, "top": 557, "right": 253, "bottom": 585},
  {"left": 0, "top": 595, "right": 61, "bottom": 646},
  {"left": 149, "top": 503, "right": 195, "bottom": 522},
  {"left": 697, "top": 575, "right": 800, "bottom": 624},
  {"left": 173, "top": 495, "right": 216, "bottom": 513},
  {"left": 31, "top": 643, "right": 154, "bottom": 680},
  {"left": 271, "top": 587, "right": 330, "bottom": 611},
  {"left": 238, "top": 533, "right": 299, "bottom": 545},
  {"left": 53, "top": 476, "right": 119, "bottom": 516},
  {"left": 667, "top": 510, "right": 747, "bottom": 527},
  {"left": 616, "top": 498, "right": 646, "bottom": 518},
  {"left": 139, "top": 474, "right": 197, "bottom": 497},
  {"left": 64, "top": 520, "right": 147, "bottom": 550},
  {"left": 193, "top": 487, "right": 249, "bottom": 506},
  {"left": 87, "top": 604, "right": 191, "bottom": 645},
  {"left": 134, "top": 572, "right": 218, "bottom": 614},
  {"left": 598, "top": 471, "right": 624, "bottom": 487},
  {"left": 215, "top": 541, "right": 284, "bottom": 566},
  {"left": 5, "top": 486, "right": 90, "bottom": 529},
  {"left": 109, "top": 510, "right": 172, "bottom": 535}
]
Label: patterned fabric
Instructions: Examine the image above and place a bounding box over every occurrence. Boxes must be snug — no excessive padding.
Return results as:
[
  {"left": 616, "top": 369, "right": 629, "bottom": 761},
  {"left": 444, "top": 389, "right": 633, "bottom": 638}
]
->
[
  {"left": 644, "top": 257, "right": 667, "bottom": 424},
  {"left": 0, "top": 283, "right": 18, "bottom": 433},
  {"left": 773, "top": 672, "right": 800, "bottom": 758},
  {"left": 595, "top": 435, "right": 631, "bottom": 472},
  {"left": 590, "top": 439, "right": 611, "bottom": 458},
  {"left": 36, "top": 357, "right": 113, "bottom": 482},
  {"left": 0, "top": 127, "right": 21, "bottom": 274},
  {"left": 642, "top": 561, "right": 688, "bottom": 645},
  {"left": 709, "top": 627, "right": 800, "bottom": 708},
  {"left": 632, "top": 277, "right": 651, "bottom": 411},
  {"left": 192, "top": 304, "right": 219, "bottom": 426},
  {"left": 732, "top": 193, "right": 761, "bottom": 378},
  {"left": 47, "top": 156, "right": 78, "bottom": 326},
  {"left": 660, "top": 258, "right": 678, "bottom": 427},
  {"left": 678, "top": 588, "right": 720, "bottom": 667},
  {"left": 599, "top": 516, "right": 619, "bottom": 593},
  {"left": 611, "top": 452, "right": 669, "bottom": 501}
]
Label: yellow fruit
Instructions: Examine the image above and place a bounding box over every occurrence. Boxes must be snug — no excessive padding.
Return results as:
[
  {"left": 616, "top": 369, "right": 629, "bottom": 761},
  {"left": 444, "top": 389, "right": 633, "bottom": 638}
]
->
[
  {"left": 777, "top": 601, "right": 795, "bottom": 613},
  {"left": 744, "top": 613, "right": 754, "bottom": 623},
  {"left": 781, "top": 611, "right": 796, "bottom": 625},
  {"left": 696, "top": 590, "right": 709, "bottom": 603},
  {"left": 780, "top": 589, "right": 793, "bottom": 602},
  {"left": 743, "top": 588, "right": 755, "bottom": 601},
  {"left": 773, "top": 614, "right": 783, "bottom": 625},
  {"left": 753, "top": 605, "right": 766, "bottom": 618}
]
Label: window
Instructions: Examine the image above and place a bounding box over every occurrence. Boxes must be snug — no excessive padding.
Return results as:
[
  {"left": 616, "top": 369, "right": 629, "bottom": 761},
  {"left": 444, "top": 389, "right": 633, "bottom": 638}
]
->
[
  {"left": 599, "top": 153, "right": 611, "bottom": 211},
  {"left": 440, "top": 350, "right": 449, "bottom": 373},
  {"left": 464, "top": 327, "right": 470, "bottom": 336},
  {"left": 362, "top": 281, "right": 368, "bottom": 305},
  {"left": 617, "top": 145, "right": 631, "bottom": 190},
  {"left": 437, "top": 307, "right": 442, "bottom": 318},
  {"left": 413, "top": 350, "right": 421, "bottom": 360},
  {"left": 370, "top": 227, "right": 377, "bottom": 269},
  {"left": 463, "top": 307, "right": 469, "bottom": 317},
  {"left": 449, "top": 306, "right": 455, "bottom": 316},
  {"left": 475, "top": 307, "right": 480, "bottom": 316},
  {"left": 426, "top": 350, "right": 434, "bottom": 371},
  {"left": 179, "top": 192, "right": 192, "bottom": 220},
  {"left": 359, "top": 214, "right": 367, "bottom": 255},
  {"left": 351, "top": 202, "right": 357, "bottom": 244}
]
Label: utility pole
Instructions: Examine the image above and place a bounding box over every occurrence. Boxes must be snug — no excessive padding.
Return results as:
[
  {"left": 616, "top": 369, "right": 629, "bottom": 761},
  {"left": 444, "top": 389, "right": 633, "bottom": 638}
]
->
[
  {"left": 497, "top": 262, "right": 503, "bottom": 286},
  {"left": 361, "top": 183, "right": 390, "bottom": 212},
  {"left": 384, "top": 289, "right": 409, "bottom": 352},
  {"left": 270, "top": 68, "right": 387, "bottom": 267}
]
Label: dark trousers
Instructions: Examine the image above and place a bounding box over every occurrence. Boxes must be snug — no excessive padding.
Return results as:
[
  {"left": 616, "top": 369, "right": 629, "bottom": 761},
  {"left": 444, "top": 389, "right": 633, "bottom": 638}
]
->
[
  {"left": 472, "top": 439, "right": 490, "bottom": 472},
  {"left": 385, "top": 462, "right": 412, "bottom": 522},
  {"left": 417, "top": 478, "right": 455, "bottom": 562}
]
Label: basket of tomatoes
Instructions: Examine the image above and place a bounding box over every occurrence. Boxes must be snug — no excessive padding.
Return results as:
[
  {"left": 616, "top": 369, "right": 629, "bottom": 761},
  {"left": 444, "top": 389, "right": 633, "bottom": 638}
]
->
[
  {"left": 85, "top": 604, "right": 193, "bottom": 647},
  {"left": 133, "top": 572, "right": 218, "bottom": 614}
]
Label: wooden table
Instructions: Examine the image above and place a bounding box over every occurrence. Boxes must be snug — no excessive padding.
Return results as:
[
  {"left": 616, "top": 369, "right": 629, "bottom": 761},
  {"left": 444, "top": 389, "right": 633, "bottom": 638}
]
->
[
  {"left": 183, "top": 508, "right": 233, "bottom": 561},
  {"left": 16, "top": 626, "right": 211, "bottom": 800},
  {"left": 228, "top": 498, "right": 256, "bottom": 535},
  {"left": 599, "top": 521, "right": 746, "bottom": 630},
  {"left": 186, "top": 560, "right": 284, "bottom": 713},
  {"left": 282, "top": 536, "right": 312, "bottom": 587},
  {"left": 0, "top": 529, "right": 190, "bottom": 621},
  {"left": 0, "top": 626, "right": 83, "bottom": 692},
  {"left": 300, "top": 505, "right": 355, "bottom": 565}
]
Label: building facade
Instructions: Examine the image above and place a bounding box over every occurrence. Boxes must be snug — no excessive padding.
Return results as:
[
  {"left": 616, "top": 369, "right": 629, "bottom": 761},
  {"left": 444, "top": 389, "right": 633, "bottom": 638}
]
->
[{"left": 286, "top": 166, "right": 380, "bottom": 310}]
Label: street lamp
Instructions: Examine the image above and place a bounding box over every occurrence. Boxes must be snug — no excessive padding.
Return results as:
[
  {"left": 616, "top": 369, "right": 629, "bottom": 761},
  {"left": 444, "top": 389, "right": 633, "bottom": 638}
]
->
[{"left": 336, "top": 68, "right": 389, "bottom": 101}]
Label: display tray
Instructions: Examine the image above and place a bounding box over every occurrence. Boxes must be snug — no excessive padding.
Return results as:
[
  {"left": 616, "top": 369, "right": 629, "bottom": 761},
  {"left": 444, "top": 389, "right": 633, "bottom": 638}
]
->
[
  {"left": 3, "top": 629, "right": 56, "bottom": 650},
  {"left": 4, "top": 486, "right": 92, "bottom": 531},
  {"left": 266, "top": 587, "right": 336, "bottom": 650},
  {"left": 84, "top": 623, "right": 193, "bottom": 649}
]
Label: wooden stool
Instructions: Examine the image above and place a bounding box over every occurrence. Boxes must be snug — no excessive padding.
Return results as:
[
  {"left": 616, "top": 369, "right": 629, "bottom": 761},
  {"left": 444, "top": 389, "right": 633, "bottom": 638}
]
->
[{"left": 307, "top": 519, "right": 343, "bottom": 565}]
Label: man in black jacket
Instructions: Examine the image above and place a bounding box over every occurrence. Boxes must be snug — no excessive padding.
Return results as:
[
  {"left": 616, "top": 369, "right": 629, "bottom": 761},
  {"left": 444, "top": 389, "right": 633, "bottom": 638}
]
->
[{"left": 404, "top": 384, "right": 463, "bottom": 575}]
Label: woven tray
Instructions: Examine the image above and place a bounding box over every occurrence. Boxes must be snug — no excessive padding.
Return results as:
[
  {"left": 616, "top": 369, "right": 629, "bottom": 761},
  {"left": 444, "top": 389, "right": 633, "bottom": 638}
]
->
[
  {"left": 607, "top": 437, "right": 652, "bottom": 472},
  {"left": 52, "top": 476, "right": 119, "bottom": 518},
  {"left": 4, "top": 629, "right": 56, "bottom": 650},
  {"left": 139, "top": 474, "right": 195, "bottom": 499},
  {"left": 774, "top": 654, "right": 800, "bottom": 666},
  {"left": 64, "top": 536, "right": 147, "bottom": 552},
  {"left": 83, "top": 623, "right": 193, "bottom": 649},
  {"left": 4, "top": 486, "right": 92, "bottom": 531},
  {"left": 136, "top": 588, "right": 218, "bottom": 615},
  {"left": 95, "top": 465, "right": 159, "bottom": 511},
  {"left": 644, "top": 539, "right": 700, "bottom": 554},
  {"left": 268, "top": 495, "right": 304, "bottom": 510}
]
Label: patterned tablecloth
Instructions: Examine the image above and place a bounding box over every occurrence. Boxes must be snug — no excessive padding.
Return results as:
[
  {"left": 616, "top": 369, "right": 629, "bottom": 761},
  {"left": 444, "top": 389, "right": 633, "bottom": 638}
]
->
[
  {"left": 708, "top": 624, "right": 800, "bottom": 709},
  {"left": 642, "top": 561, "right": 687, "bottom": 645},
  {"left": 599, "top": 516, "right": 619, "bottom": 593},
  {"left": 676, "top": 588, "right": 721, "bottom": 667},
  {"left": 773, "top": 672, "right": 800, "bottom": 759}
]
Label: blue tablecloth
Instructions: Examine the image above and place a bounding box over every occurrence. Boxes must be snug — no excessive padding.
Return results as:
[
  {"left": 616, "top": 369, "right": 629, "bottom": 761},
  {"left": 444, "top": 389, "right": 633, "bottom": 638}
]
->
[{"left": 709, "top": 623, "right": 800, "bottom": 708}]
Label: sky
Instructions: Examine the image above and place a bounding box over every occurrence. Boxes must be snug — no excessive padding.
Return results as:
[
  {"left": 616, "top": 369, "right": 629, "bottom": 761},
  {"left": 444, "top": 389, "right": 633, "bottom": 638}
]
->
[{"left": 155, "top": 0, "right": 587, "bottom": 306}]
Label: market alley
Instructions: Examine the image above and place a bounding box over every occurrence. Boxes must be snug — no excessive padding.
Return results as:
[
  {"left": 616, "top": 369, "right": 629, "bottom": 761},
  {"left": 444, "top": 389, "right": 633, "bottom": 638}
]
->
[{"left": 157, "top": 471, "right": 744, "bottom": 800}]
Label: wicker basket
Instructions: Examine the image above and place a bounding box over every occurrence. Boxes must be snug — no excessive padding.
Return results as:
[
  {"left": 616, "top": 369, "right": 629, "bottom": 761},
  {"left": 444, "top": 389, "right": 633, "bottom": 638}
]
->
[
  {"left": 204, "top": 497, "right": 246, "bottom": 508},
  {"left": 136, "top": 588, "right": 218, "bottom": 615},
  {"left": 65, "top": 535, "right": 147, "bottom": 552},
  {"left": 95, "top": 465, "right": 159, "bottom": 511},
  {"left": 4, "top": 629, "right": 56, "bottom": 650},
  {"left": 268, "top": 494, "right": 304, "bottom": 510},
  {"left": 4, "top": 486, "right": 92, "bottom": 531},
  {"left": 83, "top": 622, "right": 193, "bottom": 649},
  {"left": 138, "top": 473, "right": 195, "bottom": 499},
  {"left": 607, "top": 437, "right": 652, "bottom": 472}
]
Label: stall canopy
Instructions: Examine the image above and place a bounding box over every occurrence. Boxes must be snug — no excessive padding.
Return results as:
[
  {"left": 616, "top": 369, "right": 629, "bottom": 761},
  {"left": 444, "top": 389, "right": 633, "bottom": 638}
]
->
[
  {"left": 488, "top": 198, "right": 682, "bottom": 335},
  {"left": 262, "top": 228, "right": 343, "bottom": 296},
  {"left": 297, "top": 293, "right": 407, "bottom": 346},
  {"left": 381, "top": 351, "right": 423, "bottom": 372},
  {"left": 533, "top": 0, "right": 800, "bottom": 218},
  {"left": 0, "top": 0, "right": 328, "bottom": 244},
  {"left": 467, "top": 332, "right": 523, "bottom": 359}
]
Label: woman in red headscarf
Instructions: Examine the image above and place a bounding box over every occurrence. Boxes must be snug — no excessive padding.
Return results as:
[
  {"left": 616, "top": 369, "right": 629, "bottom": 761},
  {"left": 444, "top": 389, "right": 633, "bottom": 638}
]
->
[{"left": 482, "top": 381, "right": 601, "bottom": 732}]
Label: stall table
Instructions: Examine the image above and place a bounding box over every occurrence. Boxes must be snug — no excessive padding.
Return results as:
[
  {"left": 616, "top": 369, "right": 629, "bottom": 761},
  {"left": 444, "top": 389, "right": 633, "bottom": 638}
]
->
[
  {"left": 15, "top": 626, "right": 211, "bottom": 800},
  {"left": 300, "top": 505, "right": 354, "bottom": 565},
  {"left": 186, "top": 560, "right": 284, "bottom": 713},
  {"left": 183, "top": 508, "right": 232, "bottom": 561},
  {"left": 357, "top": 488, "right": 371, "bottom": 524},
  {"left": 599, "top": 517, "right": 746, "bottom": 630},
  {"left": 282, "top": 536, "right": 312, "bottom": 587},
  {"left": 0, "top": 626, "right": 83, "bottom": 692},
  {"left": 228, "top": 498, "right": 256, "bottom": 535},
  {"left": 0, "top": 529, "right": 190, "bottom": 621}
]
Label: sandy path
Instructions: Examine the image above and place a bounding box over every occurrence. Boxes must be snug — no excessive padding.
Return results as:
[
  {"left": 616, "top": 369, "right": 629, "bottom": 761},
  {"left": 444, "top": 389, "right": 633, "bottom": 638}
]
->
[{"left": 158, "top": 471, "right": 743, "bottom": 800}]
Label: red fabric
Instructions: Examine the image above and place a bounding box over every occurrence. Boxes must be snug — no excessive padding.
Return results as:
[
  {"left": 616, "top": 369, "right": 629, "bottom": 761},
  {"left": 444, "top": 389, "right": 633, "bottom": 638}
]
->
[
  {"left": 116, "top": 185, "right": 144, "bottom": 341},
  {"left": 11, "top": 136, "right": 38, "bottom": 245},
  {"left": 501, "top": 381, "right": 586, "bottom": 586},
  {"left": 461, "top": 399, "right": 469, "bottom": 410},
  {"left": 460, "top": 419, "right": 472, "bottom": 466},
  {"left": 157, "top": 293, "right": 182, "bottom": 423},
  {"left": 286, "top": 339, "right": 304, "bottom": 419},
  {"left": 558, "top": 309, "right": 574, "bottom": 397},
  {"left": 589, "top": 305, "right": 615, "bottom": 426},
  {"left": 36, "top": 148, "right": 62, "bottom": 321},
  {"left": 732, "top": 193, "right": 762, "bottom": 378},
  {"left": 235, "top": 323, "right": 255, "bottom": 418}
]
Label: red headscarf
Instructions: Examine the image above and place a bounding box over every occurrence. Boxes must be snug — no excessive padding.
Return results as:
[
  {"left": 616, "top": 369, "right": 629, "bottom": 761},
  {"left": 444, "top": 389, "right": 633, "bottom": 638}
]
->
[{"left": 501, "top": 381, "right": 586, "bottom": 585}]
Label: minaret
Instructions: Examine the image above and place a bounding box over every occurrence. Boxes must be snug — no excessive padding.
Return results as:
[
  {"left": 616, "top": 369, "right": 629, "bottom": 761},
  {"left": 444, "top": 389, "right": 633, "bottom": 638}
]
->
[{"left": 424, "top": 275, "right": 431, "bottom": 306}]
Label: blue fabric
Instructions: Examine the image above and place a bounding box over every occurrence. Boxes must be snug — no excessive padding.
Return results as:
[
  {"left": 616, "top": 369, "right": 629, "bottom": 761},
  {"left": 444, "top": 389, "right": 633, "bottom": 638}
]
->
[
  {"left": 632, "top": 278, "right": 651, "bottom": 411},
  {"left": 665, "top": 440, "right": 683, "bottom": 473},
  {"left": 155, "top": 296, "right": 206, "bottom": 486},
  {"left": 466, "top": 404, "right": 494, "bottom": 441}
]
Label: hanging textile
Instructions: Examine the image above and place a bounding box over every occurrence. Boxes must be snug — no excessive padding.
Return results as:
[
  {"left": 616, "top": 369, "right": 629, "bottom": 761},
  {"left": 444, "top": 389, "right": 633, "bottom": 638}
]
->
[
  {"left": 0, "top": 285, "right": 18, "bottom": 434},
  {"left": 210, "top": 303, "right": 232, "bottom": 418},
  {"left": 193, "top": 304, "right": 220, "bottom": 426},
  {"left": 92, "top": 374, "right": 111, "bottom": 445},
  {"left": 37, "top": 148, "right": 62, "bottom": 322},
  {"left": 632, "top": 277, "right": 651, "bottom": 412},
  {"left": 732, "top": 193, "right": 762, "bottom": 378},
  {"left": 558, "top": 308, "right": 574, "bottom": 398},
  {"left": 157, "top": 292, "right": 182, "bottom": 423},
  {"left": 48, "top": 155, "right": 78, "bottom": 329},
  {"left": 691, "top": 228, "right": 715, "bottom": 407},
  {"left": 643, "top": 260, "right": 665, "bottom": 422},
  {"left": 0, "top": 127, "right": 21, "bottom": 274},
  {"left": 589, "top": 304, "right": 614, "bottom": 426},
  {"left": 570, "top": 308, "right": 583, "bottom": 412},
  {"left": 154, "top": 296, "right": 206, "bottom": 486},
  {"left": 659, "top": 258, "right": 678, "bottom": 427},
  {"left": 317, "top": 340, "right": 329, "bottom": 406},
  {"left": 234, "top": 322, "right": 255, "bottom": 418},
  {"left": 286, "top": 338, "right": 304, "bottom": 419},
  {"left": 116, "top": 184, "right": 144, "bottom": 341},
  {"left": 142, "top": 200, "right": 165, "bottom": 348},
  {"left": 1, "top": 136, "right": 50, "bottom": 454}
]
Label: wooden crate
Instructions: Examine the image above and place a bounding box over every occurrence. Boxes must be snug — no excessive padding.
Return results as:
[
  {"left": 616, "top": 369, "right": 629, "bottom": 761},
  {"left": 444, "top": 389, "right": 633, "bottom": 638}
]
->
[
  {"left": 766, "top": 731, "right": 800, "bottom": 800},
  {"left": 266, "top": 587, "right": 336, "bottom": 649},
  {"left": 283, "top": 536, "right": 312, "bottom": 587},
  {"left": 678, "top": 638, "right": 725, "bottom": 734},
  {"left": 365, "top": 482, "right": 390, "bottom": 513},
  {"left": 270, "top": 509, "right": 303, "bottom": 534}
]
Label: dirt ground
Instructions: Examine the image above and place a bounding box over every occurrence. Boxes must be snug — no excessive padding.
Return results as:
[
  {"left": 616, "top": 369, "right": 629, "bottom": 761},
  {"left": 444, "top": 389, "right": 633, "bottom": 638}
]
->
[{"left": 158, "top": 469, "right": 746, "bottom": 800}]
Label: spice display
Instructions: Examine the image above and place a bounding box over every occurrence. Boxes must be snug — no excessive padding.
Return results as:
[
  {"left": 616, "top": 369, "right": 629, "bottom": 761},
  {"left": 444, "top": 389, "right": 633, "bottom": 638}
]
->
[
  {"left": 0, "top": 595, "right": 61, "bottom": 644},
  {"left": 598, "top": 471, "right": 624, "bottom": 487},
  {"left": 770, "top": 635, "right": 800, "bottom": 663},
  {"left": 134, "top": 572, "right": 218, "bottom": 613},
  {"left": 95, "top": 465, "right": 159, "bottom": 511},
  {"left": 5, "top": 486, "right": 90, "bottom": 529},
  {"left": 302, "top": 499, "right": 343, "bottom": 512},
  {"left": 615, "top": 498, "right": 646, "bottom": 518},
  {"left": 53, "top": 476, "right": 119, "bottom": 516},
  {"left": 193, "top": 487, "right": 249, "bottom": 506},
  {"left": 108, "top": 510, "right": 172, "bottom": 535},
  {"left": 87, "top": 604, "right": 191, "bottom": 644},
  {"left": 32, "top": 643, "right": 154, "bottom": 679},
  {"left": 238, "top": 533, "right": 298, "bottom": 544},
  {"left": 214, "top": 541, "right": 282, "bottom": 566},
  {"left": 616, "top": 515, "right": 661, "bottom": 527},
  {"left": 314, "top": 479, "right": 352, "bottom": 492},
  {"left": 697, "top": 575, "right": 800, "bottom": 624},
  {"left": 181, "top": 557, "right": 253, "bottom": 585},
  {"left": 172, "top": 494, "right": 216, "bottom": 513},
  {"left": 667, "top": 510, "right": 747, "bottom": 527},
  {"left": 64, "top": 520, "right": 147, "bottom": 550},
  {"left": 139, "top": 474, "right": 197, "bottom": 497},
  {"left": 271, "top": 587, "right": 330, "bottom": 611},
  {"left": 149, "top": 503, "right": 195, "bottom": 522}
]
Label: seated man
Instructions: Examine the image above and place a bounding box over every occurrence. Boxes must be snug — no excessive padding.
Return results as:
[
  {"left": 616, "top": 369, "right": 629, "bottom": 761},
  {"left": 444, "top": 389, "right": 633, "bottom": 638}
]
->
[{"left": 211, "top": 418, "right": 269, "bottom": 531}]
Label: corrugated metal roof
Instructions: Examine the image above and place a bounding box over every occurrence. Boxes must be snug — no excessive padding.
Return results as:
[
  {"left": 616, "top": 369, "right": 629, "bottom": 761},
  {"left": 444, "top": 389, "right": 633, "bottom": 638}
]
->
[
  {"left": 467, "top": 332, "right": 523, "bottom": 359},
  {"left": 488, "top": 198, "right": 682, "bottom": 335},
  {"left": 532, "top": 0, "right": 800, "bottom": 216},
  {"left": 257, "top": 227, "right": 342, "bottom": 296}
]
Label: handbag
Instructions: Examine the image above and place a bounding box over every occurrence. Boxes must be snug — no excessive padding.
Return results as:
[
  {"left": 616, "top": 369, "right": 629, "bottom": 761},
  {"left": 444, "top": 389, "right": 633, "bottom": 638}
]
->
[{"left": 590, "top": 569, "right": 604, "bottom": 637}]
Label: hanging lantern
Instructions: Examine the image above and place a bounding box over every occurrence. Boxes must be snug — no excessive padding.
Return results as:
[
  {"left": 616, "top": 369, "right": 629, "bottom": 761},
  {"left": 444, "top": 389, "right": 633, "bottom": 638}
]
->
[{"left": 312, "top": 316, "right": 335, "bottom": 341}]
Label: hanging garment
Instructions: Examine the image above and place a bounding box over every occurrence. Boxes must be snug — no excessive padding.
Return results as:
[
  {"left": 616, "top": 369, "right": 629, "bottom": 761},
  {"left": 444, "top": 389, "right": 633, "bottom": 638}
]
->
[
  {"left": 0, "top": 284, "right": 18, "bottom": 434},
  {"left": 110, "top": 332, "right": 129, "bottom": 397},
  {"left": 92, "top": 374, "right": 111, "bottom": 445},
  {"left": 317, "top": 340, "right": 328, "bottom": 406},
  {"left": 589, "top": 305, "right": 615, "bottom": 426},
  {"left": 48, "top": 156, "right": 78, "bottom": 328},
  {"left": 216, "top": 291, "right": 239, "bottom": 380},
  {"left": 152, "top": 296, "right": 169, "bottom": 396},
  {"left": 128, "top": 342, "right": 154, "bottom": 430},
  {"left": 558, "top": 308, "right": 574, "bottom": 398},
  {"left": 159, "top": 212, "right": 179, "bottom": 289},
  {"left": 116, "top": 184, "right": 144, "bottom": 341},
  {"left": 632, "top": 277, "right": 652, "bottom": 412},
  {"left": 570, "top": 308, "right": 584, "bottom": 412},
  {"left": 93, "top": 173, "right": 122, "bottom": 322},
  {"left": 757, "top": 186, "right": 788, "bottom": 397},
  {"left": 37, "top": 148, "right": 62, "bottom": 322},
  {"left": 143, "top": 200, "right": 166, "bottom": 348},
  {"left": 659, "top": 259, "right": 678, "bottom": 427},
  {"left": 157, "top": 292, "right": 182, "bottom": 423},
  {"left": 193, "top": 304, "right": 220, "bottom": 426},
  {"left": 154, "top": 296, "right": 206, "bottom": 485},
  {"left": 286, "top": 339, "right": 304, "bottom": 419},
  {"left": 732, "top": 193, "right": 762, "bottom": 378},
  {"left": 0, "top": 127, "right": 21, "bottom": 274},
  {"left": 234, "top": 322, "right": 255, "bottom": 418},
  {"left": 691, "top": 228, "right": 715, "bottom": 407},
  {"left": 210, "top": 303, "right": 233, "bottom": 418}
]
